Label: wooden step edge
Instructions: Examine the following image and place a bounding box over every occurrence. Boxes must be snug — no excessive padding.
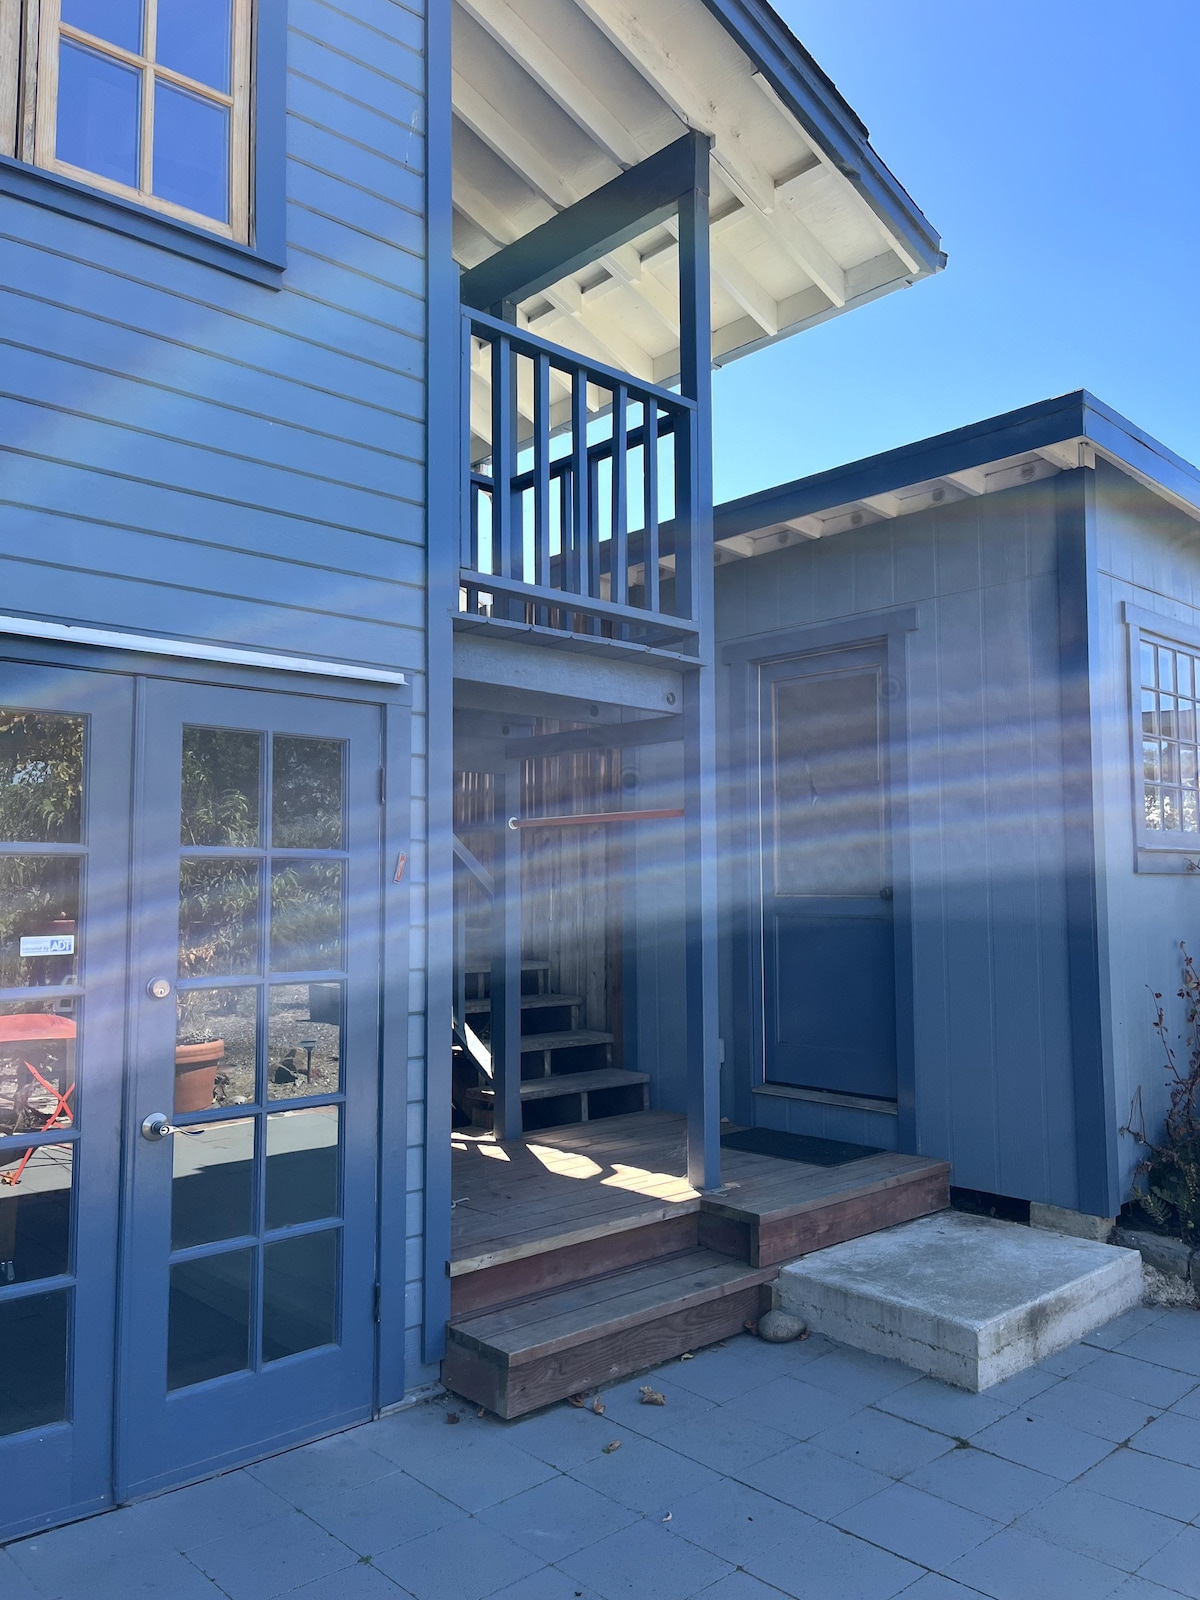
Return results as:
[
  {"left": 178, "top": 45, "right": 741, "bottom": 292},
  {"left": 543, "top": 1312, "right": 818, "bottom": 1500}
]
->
[
  {"left": 464, "top": 960, "right": 550, "bottom": 975},
  {"left": 463, "top": 993, "right": 585, "bottom": 1014},
  {"left": 703, "top": 1159, "right": 952, "bottom": 1225},
  {"left": 445, "top": 1278, "right": 771, "bottom": 1419},
  {"left": 449, "top": 1257, "right": 778, "bottom": 1367},
  {"left": 518, "top": 1030, "right": 614, "bottom": 1052},
  {"left": 469, "top": 1069, "right": 648, "bottom": 1103},
  {"left": 449, "top": 1198, "right": 701, "bottom": 1277}
]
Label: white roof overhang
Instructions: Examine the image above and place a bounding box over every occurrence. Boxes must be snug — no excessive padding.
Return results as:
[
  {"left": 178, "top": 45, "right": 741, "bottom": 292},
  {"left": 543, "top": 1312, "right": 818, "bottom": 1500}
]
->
[
  {"left": 451, "top": 0, "right": 944, "bottom": 386},
  {"left": 712, "top": 393, "right": 1200, "bottom": 570}
]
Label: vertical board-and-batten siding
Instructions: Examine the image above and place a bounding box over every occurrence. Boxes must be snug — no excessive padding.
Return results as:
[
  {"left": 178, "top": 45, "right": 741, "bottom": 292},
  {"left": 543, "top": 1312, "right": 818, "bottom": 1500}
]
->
[
  {"left": 0, "top": 0, "right": 433, "bottom": 1389},
  {"left": 715, "top": 480, "right": 1080, "bottom": 1206},
  {"left": 1091, "top": 458, "right": 1200, "bottom": 1203}
]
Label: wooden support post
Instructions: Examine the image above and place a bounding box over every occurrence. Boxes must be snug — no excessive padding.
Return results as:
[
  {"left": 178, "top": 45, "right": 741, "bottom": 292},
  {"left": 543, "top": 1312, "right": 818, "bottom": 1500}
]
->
[
  {"left": 677, "top": 153, "right": 721, "bottom": 1193},
  {"left": 492, "top": 761, "right": 524, "bottom": 1141}
]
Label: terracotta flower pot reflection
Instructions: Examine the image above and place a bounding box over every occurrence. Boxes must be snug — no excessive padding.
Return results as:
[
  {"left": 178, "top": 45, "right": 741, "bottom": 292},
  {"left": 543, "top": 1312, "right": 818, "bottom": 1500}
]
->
[{"left": 174, "top": 1039, "right": 226, "bottom": 1114}]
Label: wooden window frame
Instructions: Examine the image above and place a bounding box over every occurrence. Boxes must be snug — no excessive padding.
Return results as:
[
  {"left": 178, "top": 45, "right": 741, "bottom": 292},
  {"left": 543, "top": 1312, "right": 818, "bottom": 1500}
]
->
[
  {"left": 3, "top": 0, "right": 253, "bottom": 244},
  {"left": 1126, "top": 606, "right": 1200, "bottom": 865}
]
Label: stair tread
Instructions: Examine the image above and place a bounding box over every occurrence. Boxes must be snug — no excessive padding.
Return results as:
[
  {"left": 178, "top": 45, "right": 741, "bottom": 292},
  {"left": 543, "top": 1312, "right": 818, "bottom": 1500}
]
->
[
  {"left": 464, "top": 959, "right": 550, "bottom": 975},
  {"left": 518, "top": 1029, "right": 613, "bottom": 1052},
  {"left": 463, "top": 993, "right": 584, "bottom": 1014},
  {"left": 449, "top": 1247, "right": 773, "bottom": 1362},
  {"left": 471, "top": 1067, "right": 648, "bottom": 1102}
]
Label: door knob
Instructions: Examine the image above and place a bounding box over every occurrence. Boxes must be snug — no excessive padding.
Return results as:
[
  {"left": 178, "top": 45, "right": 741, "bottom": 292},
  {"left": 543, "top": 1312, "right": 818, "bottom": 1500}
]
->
[
  {"left": 879, "top": 886, "right": 894, "bottom": 901},
  {"left": 141, "top": 1112, "right": 175, "bottom": 1141}
]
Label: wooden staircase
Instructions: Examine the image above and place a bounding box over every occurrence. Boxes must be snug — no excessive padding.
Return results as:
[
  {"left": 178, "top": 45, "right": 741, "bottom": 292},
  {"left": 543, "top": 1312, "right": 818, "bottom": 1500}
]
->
[
  {"left": 444, "top": 1112, "right": 951, "bottom": 1419},
  {"left": 455, "top": 958, "right": 648, "bottom": 1132}
]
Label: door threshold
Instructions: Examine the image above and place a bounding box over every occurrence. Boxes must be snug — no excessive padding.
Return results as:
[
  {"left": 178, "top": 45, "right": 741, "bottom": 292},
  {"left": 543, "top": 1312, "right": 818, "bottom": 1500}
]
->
[{"left": 754, "top": 1083, "right": 899, "bottom": 1117}]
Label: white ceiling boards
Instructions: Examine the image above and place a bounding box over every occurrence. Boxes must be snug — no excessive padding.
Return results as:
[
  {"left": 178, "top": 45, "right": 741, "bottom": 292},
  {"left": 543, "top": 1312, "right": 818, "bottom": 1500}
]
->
[{"left": 450, "top": 0, "right": 944, "bottom": 385}]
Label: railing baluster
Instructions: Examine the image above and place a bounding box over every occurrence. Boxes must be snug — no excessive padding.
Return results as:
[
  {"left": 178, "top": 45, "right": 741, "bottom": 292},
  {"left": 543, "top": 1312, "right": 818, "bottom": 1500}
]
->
[
  {"left": 461, "top": 321, "right": 475, "bottom": 572},
  {"left": 611, "top": 383, "right": 629, "bottom": 608},
  {"left": 644, "top": 399, "right": 661, "bottom": 614},
  {"left": 533, "top": 353, "right": 551, "bottom": 589},
  {"left": 461, "top": 310, "right": 700, "bottom": 650},
  {"left": 491, "top": 333, "right": 515, "bottom": 587},
  {"left": 572, "top": 367, "right": 590, "bottom": 597}
]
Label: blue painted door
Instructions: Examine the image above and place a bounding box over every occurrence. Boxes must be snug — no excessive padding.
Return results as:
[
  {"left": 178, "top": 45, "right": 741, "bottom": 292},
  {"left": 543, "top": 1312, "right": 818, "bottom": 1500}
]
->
[
  {"left": 0, "top": 660, "right": 132, "bottom": 1539},
  {"left": 759, "top": 645, "right": 897, "bottom": 1100},
  {"left": 118, "top": 680, "right": 383, "bottom": 1500}
]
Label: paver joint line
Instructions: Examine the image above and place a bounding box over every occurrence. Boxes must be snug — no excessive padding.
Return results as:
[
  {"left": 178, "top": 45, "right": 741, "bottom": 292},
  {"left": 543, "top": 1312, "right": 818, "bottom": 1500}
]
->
[{"left": 6, "top": 1308, "right": 1200, "bottom": 1600}]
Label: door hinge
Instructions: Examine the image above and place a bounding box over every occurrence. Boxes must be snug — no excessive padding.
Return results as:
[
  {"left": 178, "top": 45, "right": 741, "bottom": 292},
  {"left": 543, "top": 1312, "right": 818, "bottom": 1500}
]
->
[{"left": 373, "top": 1283, "right": 382, "bottom": 1324}]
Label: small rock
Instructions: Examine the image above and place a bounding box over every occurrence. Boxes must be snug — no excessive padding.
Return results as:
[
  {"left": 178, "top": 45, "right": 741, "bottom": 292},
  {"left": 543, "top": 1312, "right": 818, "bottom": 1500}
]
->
[{"left": 757, "top": 1309, "right": 807, "bottom": 1343}]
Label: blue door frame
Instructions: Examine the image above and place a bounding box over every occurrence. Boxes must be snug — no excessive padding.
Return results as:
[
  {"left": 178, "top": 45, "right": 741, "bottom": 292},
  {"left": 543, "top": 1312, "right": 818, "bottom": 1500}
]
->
[
  {"left": 758, "top": 644, "right": 897, "bottom": 1100},
  {"left": 722, "top": 610, "right": 920, "bottom": 1146}
]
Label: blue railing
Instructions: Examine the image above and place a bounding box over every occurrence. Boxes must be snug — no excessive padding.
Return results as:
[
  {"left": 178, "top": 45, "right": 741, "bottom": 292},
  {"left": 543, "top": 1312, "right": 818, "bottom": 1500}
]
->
[{"left": 461, "top": 309, "right": 702, "bottom": 653}]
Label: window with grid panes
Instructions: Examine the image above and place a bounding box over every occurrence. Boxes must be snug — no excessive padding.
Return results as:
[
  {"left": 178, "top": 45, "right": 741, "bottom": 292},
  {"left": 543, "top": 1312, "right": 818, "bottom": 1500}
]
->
[
  {"left": 2, "top": 0, "right": 252, "bottom": 241},
  {"left": 1140, "top": 637, "right": 1200, "bottom": 837}
]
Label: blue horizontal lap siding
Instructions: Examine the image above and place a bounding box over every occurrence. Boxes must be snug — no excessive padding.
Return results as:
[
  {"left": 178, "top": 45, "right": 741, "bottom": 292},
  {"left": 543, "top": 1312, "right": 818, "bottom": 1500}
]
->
[
  {"left": 0, "top": 0, "right": 427, "bottom": 674},
  {"left": 715, "top": 481, "right": 1079, "bottom": 1204}
]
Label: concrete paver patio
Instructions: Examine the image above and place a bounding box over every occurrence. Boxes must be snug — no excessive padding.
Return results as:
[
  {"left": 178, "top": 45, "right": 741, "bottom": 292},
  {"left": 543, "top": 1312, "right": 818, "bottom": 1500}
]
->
[{"left": 4, "top": 1303, "right": 1199, "bottom": 1600}]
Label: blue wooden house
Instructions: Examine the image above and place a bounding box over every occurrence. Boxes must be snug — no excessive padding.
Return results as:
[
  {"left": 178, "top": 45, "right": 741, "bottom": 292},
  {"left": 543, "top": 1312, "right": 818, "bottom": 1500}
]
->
[
  {"left": 714, "top": 392, "right": 1200, "bottom": 1230},
  {"left": 0, "top": 0, "right": 950, "bottom": 1536}
]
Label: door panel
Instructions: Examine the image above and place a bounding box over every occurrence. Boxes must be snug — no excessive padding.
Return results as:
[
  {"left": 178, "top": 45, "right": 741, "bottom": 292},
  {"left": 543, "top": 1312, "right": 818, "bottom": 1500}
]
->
[
  {"left": 0, "top": 663, "right": 131, "bottom": 1539},
  {"left": 119, "top": 681, "right": 382, "bottom": 1499},
  {"left": 760, "top": 646, "right": 897, "bottom": 1100}
]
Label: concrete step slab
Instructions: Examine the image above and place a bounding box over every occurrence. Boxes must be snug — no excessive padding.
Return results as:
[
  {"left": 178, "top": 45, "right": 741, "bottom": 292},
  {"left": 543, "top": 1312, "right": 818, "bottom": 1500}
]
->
[{"left": 777, "top": 1211, "right": 1144, "bottom": 1391}]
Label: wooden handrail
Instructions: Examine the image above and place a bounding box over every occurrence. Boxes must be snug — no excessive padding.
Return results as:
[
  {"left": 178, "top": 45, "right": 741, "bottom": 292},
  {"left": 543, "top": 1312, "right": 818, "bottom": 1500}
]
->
[{"left": 507, "top": 808, "right": 683, "bottom": 830}]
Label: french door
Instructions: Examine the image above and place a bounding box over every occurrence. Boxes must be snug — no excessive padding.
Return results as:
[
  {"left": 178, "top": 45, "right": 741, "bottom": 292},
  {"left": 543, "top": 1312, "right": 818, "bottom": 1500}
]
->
[
  {"left": 0, "top": 663, "right": 131, "bottom": 1537},
  {"left": 0, "top": 661, "right": 385, "bottom": 1536},
  {"left": 759, "top": 644, "right": 898, "bottom": 1100}
]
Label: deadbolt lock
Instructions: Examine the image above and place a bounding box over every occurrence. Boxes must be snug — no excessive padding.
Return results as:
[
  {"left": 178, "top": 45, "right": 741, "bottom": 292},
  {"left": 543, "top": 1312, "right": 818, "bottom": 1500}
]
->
[{"left": 147, "top": 977, "right": 172, "bottom": 1000}]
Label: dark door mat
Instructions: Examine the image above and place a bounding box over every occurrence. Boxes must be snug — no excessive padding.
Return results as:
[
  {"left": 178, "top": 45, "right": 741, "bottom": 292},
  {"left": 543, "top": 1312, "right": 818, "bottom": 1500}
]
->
[{"left": 720, "top": 1127, "right": 884, "bottom": 1167}]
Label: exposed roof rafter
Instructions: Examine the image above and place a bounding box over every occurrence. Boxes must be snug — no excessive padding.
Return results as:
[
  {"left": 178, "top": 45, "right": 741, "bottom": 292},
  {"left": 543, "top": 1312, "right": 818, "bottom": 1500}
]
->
[{"left": 574, "top": 0, "right": 848, "bottom": 306}]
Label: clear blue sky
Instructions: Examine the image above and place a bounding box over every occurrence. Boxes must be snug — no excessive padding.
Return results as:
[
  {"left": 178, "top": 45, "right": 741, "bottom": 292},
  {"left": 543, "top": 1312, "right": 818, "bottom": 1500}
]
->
[{"left": 712, "top": 0, "right": 1200, "bottom": 505}]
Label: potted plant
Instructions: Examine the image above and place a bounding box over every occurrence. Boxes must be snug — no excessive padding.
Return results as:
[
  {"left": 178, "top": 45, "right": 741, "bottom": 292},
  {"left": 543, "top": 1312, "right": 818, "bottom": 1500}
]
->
[{"left": 174, "top": 1037, "right": 226, "bottom": 1113}]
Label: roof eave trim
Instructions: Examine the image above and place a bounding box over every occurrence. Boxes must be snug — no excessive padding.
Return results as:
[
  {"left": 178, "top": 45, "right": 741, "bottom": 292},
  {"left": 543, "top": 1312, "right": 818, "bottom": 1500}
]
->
[
  {"left": 715, "top": 391, "right": 1200, "bottom": 539},
  {"left": 695, "top": 0, "right": 944, "bottom": 275}
]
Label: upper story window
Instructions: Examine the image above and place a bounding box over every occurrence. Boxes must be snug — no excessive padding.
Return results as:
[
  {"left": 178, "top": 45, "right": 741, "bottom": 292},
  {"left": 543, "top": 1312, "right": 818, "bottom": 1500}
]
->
[
  {"left": 7, "top": 0, "right": 252, "bottom": 241},
  {"left": 1140, "top": 636, "right": 1200, "bottom": 838}
]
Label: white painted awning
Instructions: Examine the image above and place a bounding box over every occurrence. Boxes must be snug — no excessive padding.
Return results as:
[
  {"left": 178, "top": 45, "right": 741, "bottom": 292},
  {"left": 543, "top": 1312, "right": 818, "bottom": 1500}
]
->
[{"left": 452, "top": 0, "right": 944, "bottom": 385}]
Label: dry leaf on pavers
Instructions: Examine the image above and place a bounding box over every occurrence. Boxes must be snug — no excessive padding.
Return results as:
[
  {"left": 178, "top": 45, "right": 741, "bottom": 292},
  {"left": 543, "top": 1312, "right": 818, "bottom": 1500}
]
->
[
  {"left": 445, "top": 1412, "right": 460, "bottom": 1424},
  {"left": 602, "top": 1440, "right": 622, "bottom": 1453},
  {"left": 592, "top": 1397, "right": 606, "bottom": 1414},
  {"left": 662, "top": 1512, "right": 672, "bottom": 1522},
  {"left": 639, "top": 1386, "right": 665, "bottom": 1406},
  {"left": 743, "top": 1320, "right": 758, "bottom": 1335},
  {"left": 680, "top": 1353, "right": 694, "bottom": 1361},
  {"left": 568, "top": 1394, "right": 588, "bottom": 1408},
  {"left": 476, "top": 1408, "right": 486, "bottom": 1418}
]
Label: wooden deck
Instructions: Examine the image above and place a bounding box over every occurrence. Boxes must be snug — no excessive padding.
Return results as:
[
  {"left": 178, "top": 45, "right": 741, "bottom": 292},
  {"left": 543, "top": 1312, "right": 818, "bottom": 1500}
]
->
[{"left": 451, "top": 1110, "right": 946, "bottom": 1272}]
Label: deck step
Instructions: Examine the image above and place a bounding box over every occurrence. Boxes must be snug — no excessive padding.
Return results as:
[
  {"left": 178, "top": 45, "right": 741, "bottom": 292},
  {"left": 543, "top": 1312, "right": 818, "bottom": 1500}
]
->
[
  {"left": 699, "top": 1153, "right": 952, "bottom": 1267},
  {"left": 444, "top": 1248, "right": 775, "bottom": 1418},
  {"left": 519, "top": 1029, "right": 613, "bottom": 1053},
  {"left": 471, "top": 1067, "right": 648, "bottom": 1103},
  {"left": 464, "top": 959, "right": 550, "bottom": 977},
  {"left": 463, "top": 992, "right": 583, "bottom": 1015}
]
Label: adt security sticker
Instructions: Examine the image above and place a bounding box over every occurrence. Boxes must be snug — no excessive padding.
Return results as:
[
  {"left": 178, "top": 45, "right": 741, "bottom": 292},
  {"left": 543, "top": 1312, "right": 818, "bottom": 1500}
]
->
[{"left": 20, "top": 935, "right": 75, "bottom": 957}]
